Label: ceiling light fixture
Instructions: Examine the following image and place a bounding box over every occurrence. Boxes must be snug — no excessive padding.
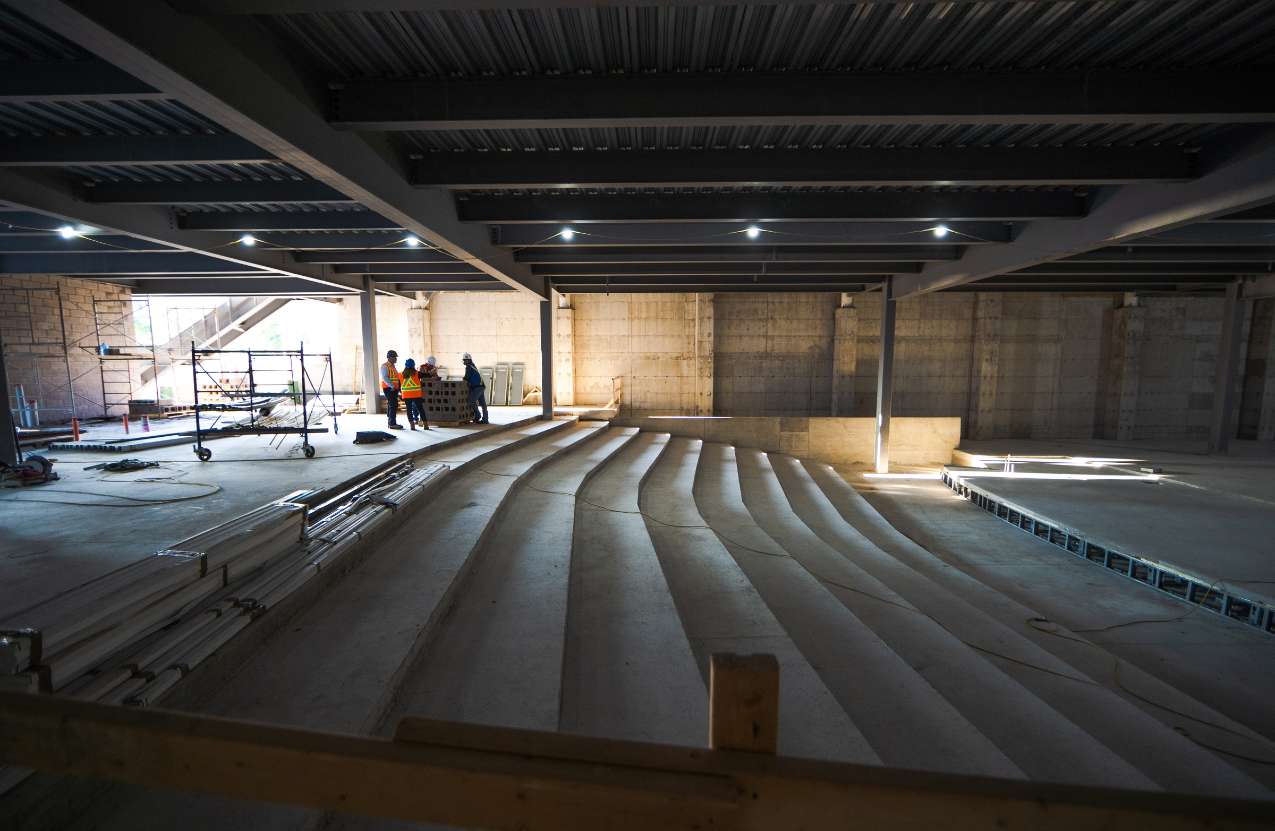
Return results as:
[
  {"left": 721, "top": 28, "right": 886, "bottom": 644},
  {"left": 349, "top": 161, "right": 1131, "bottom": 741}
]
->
[
  {"left": 933, "top": 224, "right": 950, "bottom": 238},
  {"left": 239, "top": 234, "right": 256, "bottom": 246},
  {"left": 405, "top": 235, "right": 421, "bottom": 247},
  {"left": 560, "top": 227, "right": 575, "bottom": 241},
  {"left": 745, "top": 225, "right": 761, "bottom": 239},
  {"left": 57, "top": 225, "right": 77, "bottom": 239}
]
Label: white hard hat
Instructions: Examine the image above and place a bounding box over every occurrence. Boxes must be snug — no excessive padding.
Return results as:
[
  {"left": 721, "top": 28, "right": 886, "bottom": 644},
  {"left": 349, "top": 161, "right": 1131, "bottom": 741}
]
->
[
  {"left": 462, "top": 352, "right": 472, "bottom": 361},
  {"left": 426, "top": 355, "right": 437, "bottom": 366}
]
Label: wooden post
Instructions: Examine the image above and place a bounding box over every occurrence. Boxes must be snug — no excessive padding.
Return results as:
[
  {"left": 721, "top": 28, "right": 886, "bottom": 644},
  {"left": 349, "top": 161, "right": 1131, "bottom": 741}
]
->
[{"left": 709, "top": 653, "right": 779, "bottom": 754}]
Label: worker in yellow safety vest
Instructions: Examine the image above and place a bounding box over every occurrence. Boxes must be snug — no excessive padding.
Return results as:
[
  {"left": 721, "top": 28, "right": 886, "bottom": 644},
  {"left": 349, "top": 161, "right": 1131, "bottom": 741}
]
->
[
  {"left": 400, "top": 358, "right": 428, "bottom": 430},
  {"left": 380, "top": 349, "right": 403, "bottom": 429}
]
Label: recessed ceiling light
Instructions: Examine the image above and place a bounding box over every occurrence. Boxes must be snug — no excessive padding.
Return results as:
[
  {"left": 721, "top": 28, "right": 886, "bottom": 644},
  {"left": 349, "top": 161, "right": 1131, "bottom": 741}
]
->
[
  {"left": 560, "top": 227, "right": 575, "bottom": 241},
  {"left": 745, "top": 225, "right": 761, "bottom": 239},
  {"left": 933, "top": 224, "right": 950, "bottom": 238},
  {"left": 57, "top": 225, "right": 77, "bottom": 239},
  {"left": 405, "top": 235, "right": 421, "bottom": 247},
  {"left": 240, "top": 234, "right": 256, "bottom": 246}
]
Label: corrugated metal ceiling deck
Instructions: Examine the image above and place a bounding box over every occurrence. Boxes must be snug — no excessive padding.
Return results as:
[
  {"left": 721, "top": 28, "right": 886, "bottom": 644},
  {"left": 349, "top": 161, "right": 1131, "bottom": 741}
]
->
[
  {"left": 66, "top": 161, "right": 313, "bottom": 184},
  {"left": 261, "top": 1, "right": 1275, "bottom": 80},
  {"left": 401, "top": 122, "right": 1233, "bottom": 155},
  {"left": 0, "top": 99, "right": 226, "bottom": 138}
]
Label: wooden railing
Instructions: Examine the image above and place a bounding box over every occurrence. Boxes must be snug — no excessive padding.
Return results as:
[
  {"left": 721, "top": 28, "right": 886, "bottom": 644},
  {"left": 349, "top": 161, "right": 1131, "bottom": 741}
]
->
[{"left": 1, "top": 654, "right": 1272, "bottom": 829}]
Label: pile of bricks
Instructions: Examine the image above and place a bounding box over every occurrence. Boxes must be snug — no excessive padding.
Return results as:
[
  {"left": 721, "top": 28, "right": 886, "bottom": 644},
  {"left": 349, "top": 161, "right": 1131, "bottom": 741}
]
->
[{"left": 424, "top": 379, "right": 471, "bottom": 423}]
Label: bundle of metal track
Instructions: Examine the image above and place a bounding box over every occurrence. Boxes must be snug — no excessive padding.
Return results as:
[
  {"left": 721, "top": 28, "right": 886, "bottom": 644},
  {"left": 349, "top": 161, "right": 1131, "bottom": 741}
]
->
[
  {"left": 941, "top": 468, "right": 1274, "bottom": 636},
  {"left": 0, "top": 462, "right": 449, "bottom": 704}
]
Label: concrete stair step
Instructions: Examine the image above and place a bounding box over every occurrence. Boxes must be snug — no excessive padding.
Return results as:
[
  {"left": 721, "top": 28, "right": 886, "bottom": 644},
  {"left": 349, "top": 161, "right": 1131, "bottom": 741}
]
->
[
  {"left": 735, "top": 447, "right": 1156, "bottom": 789},
  {"left": 374, "top": 425, "right": 641, "bottom": 733},
  {"left": 560, "top": 430, "right": 706, "bottom": 746},
  {"left": 638, "top": 435, "right": 878, "bottom": 764},
  {"left": 693, "top": 441, "right": 1022, "bottom": 779},
  {"left": 794, "top": 457, "right": 1275, "bottom": 798}
]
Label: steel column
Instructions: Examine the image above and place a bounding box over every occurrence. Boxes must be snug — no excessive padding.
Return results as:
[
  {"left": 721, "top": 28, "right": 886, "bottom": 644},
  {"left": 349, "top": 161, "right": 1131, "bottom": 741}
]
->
[
  {"left": 540, "top": 294, "right": 554, "bottom": 419},
  {"left": 875, "top": 281, "right": 896, "bottom": 474},
  {"left": 360, "top": 276, "right": 381, "bottom": 415},
  {"left": 0, "top": 332, "right": 18, "bottom": 465},
  {"left": 1209, "top": 280, "right": 1246, "bottom": 453}
]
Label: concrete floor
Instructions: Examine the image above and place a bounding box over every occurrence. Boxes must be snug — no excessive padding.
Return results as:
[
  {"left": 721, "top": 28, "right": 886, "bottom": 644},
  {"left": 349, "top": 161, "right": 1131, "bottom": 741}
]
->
[
  {"left": 0, "top": 406, "right": 545, "bottom": 613},
  {"left": 948, "top": 438, "right": 1275, "bottom": 603},
  {"left": 7, "top": 427, "right": 1275, "bottom": 830}
]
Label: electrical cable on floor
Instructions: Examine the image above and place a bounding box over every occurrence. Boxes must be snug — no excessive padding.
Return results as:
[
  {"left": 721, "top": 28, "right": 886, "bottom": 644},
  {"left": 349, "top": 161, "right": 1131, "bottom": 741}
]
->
[
  {"left": 1020, "top": 594, "right": 1275, "bottom": 763},
  {"left": 0, "top": 481, "right": 222, "bottom": 508}
]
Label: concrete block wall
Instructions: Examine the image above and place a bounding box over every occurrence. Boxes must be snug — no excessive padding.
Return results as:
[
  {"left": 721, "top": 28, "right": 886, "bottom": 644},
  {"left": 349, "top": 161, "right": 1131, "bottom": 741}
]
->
[
  {"left": 554, "top": 304, "right": 574, "bottom": 406},
  {"left": 1, "top": 275, "right": 133, "bottom": 421},
  {"left": 47, "top": 282, "right": 1254, "bottom": 444},
  {"left": 430, "top": 293, "right": 540, "bottom": 396},
  {"left": 330, "top": 294, "right": 417, "bottom": 393}
]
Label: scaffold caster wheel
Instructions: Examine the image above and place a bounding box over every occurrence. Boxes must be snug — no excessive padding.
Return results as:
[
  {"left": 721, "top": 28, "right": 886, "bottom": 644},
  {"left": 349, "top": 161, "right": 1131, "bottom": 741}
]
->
[
  {"left": 195, "top": 447, "right": 212, "bottom": 461},
  {"left": 303, "top": 444, "right": 316, "bottom": 459}
]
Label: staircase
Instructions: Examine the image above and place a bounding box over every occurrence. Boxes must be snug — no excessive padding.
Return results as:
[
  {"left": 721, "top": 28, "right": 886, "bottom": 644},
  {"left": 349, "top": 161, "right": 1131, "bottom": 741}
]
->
[
  {"left": 54, "top": 426, "right": 1275, "bottom": 831},
  {"left": 141, "top": 296, "right": 293, "bottom": 386}
]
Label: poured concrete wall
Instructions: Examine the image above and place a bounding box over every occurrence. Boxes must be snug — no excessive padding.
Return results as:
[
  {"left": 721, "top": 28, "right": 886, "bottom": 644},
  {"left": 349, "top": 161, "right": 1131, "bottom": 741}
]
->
[
  {"left": 571, "top": 293, "right": 708, "bottom": 413},
  {"left": 714, "top": 293, "right": 836, "bottom": 416},
  {"left": 615, "top": 414, "right": 961, "bottom": 466},
  {"left": 255, "top": 287, "right": 1269, "bottom": 443}
]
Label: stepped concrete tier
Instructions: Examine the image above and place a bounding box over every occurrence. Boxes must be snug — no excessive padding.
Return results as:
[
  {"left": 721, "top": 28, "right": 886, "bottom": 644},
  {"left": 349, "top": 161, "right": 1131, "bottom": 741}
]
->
[
  {"left": 560, "top": 431, "right": 707, "bottom": 746},
  {"left": 798, "top": 458, "right": 1275, "bottom": 795},
  {"left": 693, "top": 441, "right": 1021, "bottom": 779},
  {"left": 373, "top": 425, "right": 640, "bottom": 733},
  {"left": 639, "top": 435, "right": 877, "bottom": 764},
  {"left": 16, "top": 427, "right": 1273, "bottom": 831},
  {"left": 735, "top": 448, "right": 1155, "bottom": 789}
]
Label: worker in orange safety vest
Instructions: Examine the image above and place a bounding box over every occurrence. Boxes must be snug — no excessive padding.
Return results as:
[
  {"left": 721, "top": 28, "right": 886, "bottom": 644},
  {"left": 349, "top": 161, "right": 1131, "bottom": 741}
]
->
[
  {"left": 380, "top": 349, "right": 403, "bottom": 429},
  {"left": 400, "top": 358, "right": 428, "bottom": 431}
]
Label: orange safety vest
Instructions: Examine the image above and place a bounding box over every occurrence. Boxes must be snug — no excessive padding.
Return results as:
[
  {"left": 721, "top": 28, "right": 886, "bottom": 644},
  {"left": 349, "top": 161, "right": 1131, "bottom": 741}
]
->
[
  {"left": 381, "top": 361, "right": 401, "bottom": 391},
  {"left": 401, "top": 370, "right": 422, "bottom": 399}
]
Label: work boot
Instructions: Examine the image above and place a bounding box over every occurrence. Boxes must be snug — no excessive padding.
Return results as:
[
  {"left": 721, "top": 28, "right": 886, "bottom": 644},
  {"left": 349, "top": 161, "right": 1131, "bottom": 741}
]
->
[{"left": 389, "top": 423, "right": 404, "bottom": 430}]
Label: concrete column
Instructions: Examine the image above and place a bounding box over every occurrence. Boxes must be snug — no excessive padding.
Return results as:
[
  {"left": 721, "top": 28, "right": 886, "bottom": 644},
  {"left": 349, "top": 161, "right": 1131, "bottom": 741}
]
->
[
  {"left": 1258, "top": 299, "right": 1275, "bottom": 442},
  {"left": 1209, "top": 281, "right": 1245, "bottom": 453},
  {"left": 874, "top": 282, "right": 896, "bottom": 473},
  {"left": 1101, "top": 298, "right": 1144, "bottom": 441},
  {"left": 407, "top": 291, "right": 432, "bottom": 362},
  {"left": 695, "top": 292, "right": 714, "bottom": 415},
  {"left": 360, "top": 276, "right": 380, "bottom": 414},
  {"left": 967, "top": 293, "right": 1002, "bottom": 440},
  {"left": 830, "top": 297, "right": 857, "bottom": 417},
  {"left": 554, "top": 294, "right": 575, "bottom": 406},
  {"left": 540, "top": 294, "right": 554, "bottom": 419},
  {"left": 0, "top": 332, "right": 18, "bottom": 465}
]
